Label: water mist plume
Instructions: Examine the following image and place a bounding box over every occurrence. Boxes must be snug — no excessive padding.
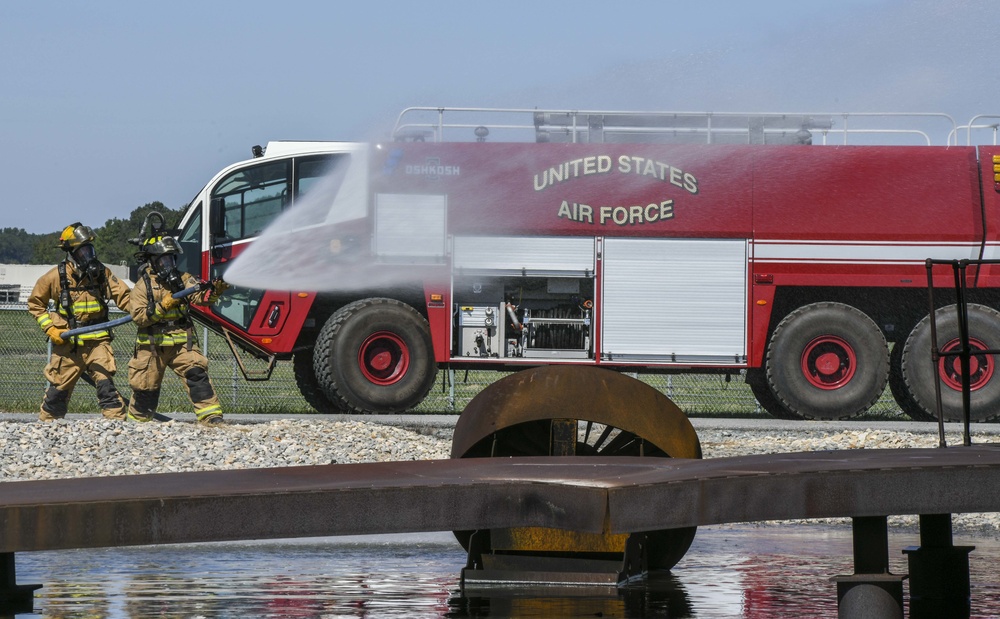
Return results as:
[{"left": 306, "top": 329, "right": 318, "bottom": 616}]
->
[{"left": 223, "top": 151, "right": 439, "bottom": 292}]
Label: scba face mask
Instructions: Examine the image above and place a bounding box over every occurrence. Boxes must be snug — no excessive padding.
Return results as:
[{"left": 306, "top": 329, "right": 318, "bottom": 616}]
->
[
  {"left": 153, "top": 253, "right": 184, "bottom": 293},
  {"left": 71, "top": 244, "right": 104, "bottom": 281}
]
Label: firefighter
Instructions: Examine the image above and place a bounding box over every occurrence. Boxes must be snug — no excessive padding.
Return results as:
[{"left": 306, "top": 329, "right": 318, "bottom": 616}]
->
[
  {"left": 127, "top": 234, "right": 227, "bottom": 426},
  {"left": 27, "top": 223, "right": 132, "bottom": 421}
]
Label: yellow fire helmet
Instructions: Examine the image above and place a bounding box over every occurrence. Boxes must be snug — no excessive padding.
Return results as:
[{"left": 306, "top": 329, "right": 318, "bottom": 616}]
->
[
  {"left": 58, "top": 222, "right": 96, "bottom": 251},
  {"left": 140, "top": 235, "right": 183, "bottom": 257}
]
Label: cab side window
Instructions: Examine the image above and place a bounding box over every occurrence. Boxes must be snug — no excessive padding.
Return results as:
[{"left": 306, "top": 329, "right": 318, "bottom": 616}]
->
[
  {"left": 295, "top": 154, "right": 343, "bottom": 201},
  {"left": 210, "top": 160, "right": 291, "bottom": 242}
]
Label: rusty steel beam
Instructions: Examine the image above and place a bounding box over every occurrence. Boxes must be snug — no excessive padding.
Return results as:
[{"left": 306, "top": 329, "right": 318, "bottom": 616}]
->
[
  {"left": 0, "top": 446, "right": 999, "bottom": 554},
  {"left": 606, "top": 445, "right": 1000, "bottom": 532},
  {"left": 0, "top": 458, "right": 610, "bottom": 553}
]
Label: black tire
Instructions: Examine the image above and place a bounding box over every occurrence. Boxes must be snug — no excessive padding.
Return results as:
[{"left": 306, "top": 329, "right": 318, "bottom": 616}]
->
[
  {"left": 765, "top": 302, "right": 889, "bottom": 420},
  {"left": 888, "top": 341, "right": 936, "bottom": 421},
  {"left": 293, "top": 351, "right": 345, "bottom": 414},
  {"left": 900, "top": 304, "right": 1000, "bottom": 422},
  {"left": 314, "top": 298, "right": 437, "bottom": 414},
  {"left": 745, "top": 369, "right": 803, "bottom": 420}
]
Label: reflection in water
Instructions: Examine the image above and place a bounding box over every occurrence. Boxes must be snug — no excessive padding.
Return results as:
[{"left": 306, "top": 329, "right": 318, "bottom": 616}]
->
[
  {"left": 15, "top": 526, "right": 1000, "bottom": 618},
  {"left": 451, "top": 575, "right": 694, "bottom": 618}
]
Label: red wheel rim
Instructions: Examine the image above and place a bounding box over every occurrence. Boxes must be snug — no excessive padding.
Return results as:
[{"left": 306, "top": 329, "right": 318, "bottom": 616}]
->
[
  {"left": 358, "top": 331, "right": 409, "bottom": 385},
  {"left": 801, "top": 335, "right": 857, "bottom": 390},
  {"left": 939, "top": 338, "right": 994, "bottom": 392}
]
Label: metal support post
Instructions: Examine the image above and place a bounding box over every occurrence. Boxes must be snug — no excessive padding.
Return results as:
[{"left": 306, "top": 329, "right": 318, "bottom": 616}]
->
[
  {"left": 550, "top": 418, "right": 577, "bottom": 456},
  {"left": 952, "top": 261, "right": 973, "bottom": 445},
  {"left": 924, "top": 259, "right": 948, "bottom": 448},
  {"left": 903, "top": 514, "right": 973, "bottom": 619},
  {"left": 833, "top": 516, "right": 905, "bottom": 618},
  {"left": 0, "top": 552, "right": 40, "bottom": 613}
]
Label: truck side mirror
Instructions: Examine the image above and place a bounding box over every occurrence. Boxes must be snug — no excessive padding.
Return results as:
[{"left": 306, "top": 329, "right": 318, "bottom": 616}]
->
[{"left": 209, "top": 197, "right": 226, "bottom": 238}]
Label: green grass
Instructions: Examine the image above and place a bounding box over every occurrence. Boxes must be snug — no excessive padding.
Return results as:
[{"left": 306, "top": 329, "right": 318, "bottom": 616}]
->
[{"left": 0, "top": 309, "right": 908, "bottom": 418}]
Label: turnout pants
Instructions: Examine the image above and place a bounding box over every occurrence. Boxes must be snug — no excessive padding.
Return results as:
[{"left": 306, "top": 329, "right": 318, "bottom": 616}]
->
[
  {"left": 127, "top": 343, "right": 222, "bottom": 422},
  {"left": 41, "top": 340, "right": 126, "bottom": 421}
]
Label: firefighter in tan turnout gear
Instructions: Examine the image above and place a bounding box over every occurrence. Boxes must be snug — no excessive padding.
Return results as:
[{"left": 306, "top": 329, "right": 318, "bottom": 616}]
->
[
  {"left": 27, "top": 223, "right": 132, "bottom": 421},
  {"left": 127, "top": 235, "right": 226, "bottom": 426}
]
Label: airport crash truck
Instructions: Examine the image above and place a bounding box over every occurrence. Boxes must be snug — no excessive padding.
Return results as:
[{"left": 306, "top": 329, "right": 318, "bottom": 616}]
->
[{"left": 169, "top": 107, "right": 1000, "bottom": 421}]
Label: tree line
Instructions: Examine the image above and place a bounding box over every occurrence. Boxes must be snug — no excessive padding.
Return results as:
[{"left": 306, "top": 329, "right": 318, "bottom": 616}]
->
[{"left": 0, "top": 202, "right": 185, "bottom": 267}]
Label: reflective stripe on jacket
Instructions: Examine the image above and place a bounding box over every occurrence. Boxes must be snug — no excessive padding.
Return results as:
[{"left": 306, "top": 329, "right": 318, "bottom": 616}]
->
[
  {"left": 27, "top": 262, "right": 131, "bottom": 345},
  {"left": 131, "top": 266, "right": 200, "bottom": 348}
]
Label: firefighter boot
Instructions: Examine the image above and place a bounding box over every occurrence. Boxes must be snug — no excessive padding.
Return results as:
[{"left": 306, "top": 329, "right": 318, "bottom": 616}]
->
[
  {"left": 196, "top": 405, "right": 224, "bottom": 427},
  {"left": 198, "top": 414, "right": 225, "bottom": 427},
  {"left": 39, "top": 385, "right": 70, "bottom": 422},
  {"left": 187, "top": 367, "right": 223, "bottom": 426},
  {"left": 127, "top": 390, "right": 158, "bottom": 423},
  {"left": 95, "top": 378, "right": 127, "bottom": 420}
]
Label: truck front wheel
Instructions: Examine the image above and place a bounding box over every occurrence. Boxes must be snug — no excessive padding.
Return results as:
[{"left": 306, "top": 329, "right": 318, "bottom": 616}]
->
[
  {"left": 314, "top": 298, "right": 438, "bottom": 414},
  {"left": 898, "top": 304, "right": 1000, "bottom": 422},
  {"left": 293, "top": 351, "right": 345, "bottom": 414},
  {"left": 765, "top": 302, "right": 889, "bottom": 420}
]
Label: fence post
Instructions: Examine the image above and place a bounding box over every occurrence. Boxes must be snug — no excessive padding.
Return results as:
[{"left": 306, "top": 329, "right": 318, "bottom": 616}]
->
[{"left": 448, "top": 369, "right": 455, "bottom": 411}]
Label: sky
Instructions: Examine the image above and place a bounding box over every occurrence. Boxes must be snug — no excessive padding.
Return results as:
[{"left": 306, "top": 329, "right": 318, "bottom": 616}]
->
[{"left": 2, "top": 0, "right": 998, "bottom": 234}]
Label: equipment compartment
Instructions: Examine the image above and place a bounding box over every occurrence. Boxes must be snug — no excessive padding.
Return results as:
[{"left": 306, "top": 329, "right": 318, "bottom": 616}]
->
[{"left": 453, "top": 275, "right": 593, "bottom": 359}]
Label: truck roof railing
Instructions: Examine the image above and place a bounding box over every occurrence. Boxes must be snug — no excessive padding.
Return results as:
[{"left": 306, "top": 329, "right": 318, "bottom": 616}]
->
[
  {"left": 392, "top": 107, "right": 982, "bottom": 147},
  {"left": 956, "top": 114, "right": 1000, "bottom": 146}
]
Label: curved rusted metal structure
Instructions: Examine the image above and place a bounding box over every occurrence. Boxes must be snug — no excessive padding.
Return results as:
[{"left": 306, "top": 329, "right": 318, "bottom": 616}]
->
[{"left": 451, "top": 365, "right": 702, "bottom": 572}]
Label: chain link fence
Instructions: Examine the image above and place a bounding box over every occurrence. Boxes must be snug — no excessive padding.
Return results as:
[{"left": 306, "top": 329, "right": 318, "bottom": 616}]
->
[{"left": 1, "top": 307, "right": 906, "bottom": 419}]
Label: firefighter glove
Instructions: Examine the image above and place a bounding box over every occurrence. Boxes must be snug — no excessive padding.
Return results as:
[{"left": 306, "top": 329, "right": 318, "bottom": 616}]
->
[
  {"left": 201, "top": 279, "right": 230, "bottom": 305},
  {"left": 160, "top": 295, "right": 181, "bottom": 312},
  {"left": 45, "top": 326, "right": 67, "bottom": 345}
]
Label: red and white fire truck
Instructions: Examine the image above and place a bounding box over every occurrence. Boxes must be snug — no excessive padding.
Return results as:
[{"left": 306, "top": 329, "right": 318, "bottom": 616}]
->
[{"left": 170, "top": 107, "right": 1000, "bottom": 421}]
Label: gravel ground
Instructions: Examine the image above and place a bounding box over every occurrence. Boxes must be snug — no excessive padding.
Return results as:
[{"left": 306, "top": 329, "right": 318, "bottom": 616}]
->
[{"left": 1, "top": 413, "right": 997, "bottom": 535}]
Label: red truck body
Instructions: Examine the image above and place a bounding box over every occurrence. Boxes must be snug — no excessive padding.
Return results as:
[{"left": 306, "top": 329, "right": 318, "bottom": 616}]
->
[{"left": 173, "top": 108, "right": 1000, "bottom": 420}]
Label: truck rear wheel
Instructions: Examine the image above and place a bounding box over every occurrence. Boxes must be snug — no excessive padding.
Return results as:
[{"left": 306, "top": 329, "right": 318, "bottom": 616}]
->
[
  {"left": 745, "top": 368, "right": 802, "bottom": 420},
  {"left": 898, "top": 304, "right": 1000, "bottom": 422},
  {"left": 888, "top": 341, "right": 936, "bottom": 421},
  {"left": 766, "top": 302, "right": 889, "bottom": 420},
  {"left": 314, "top": 298, "right": 438, "bottom": 414}
]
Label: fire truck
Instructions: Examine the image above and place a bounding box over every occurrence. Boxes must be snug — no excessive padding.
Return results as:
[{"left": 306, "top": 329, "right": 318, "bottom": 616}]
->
[{"left": 170, "top": 107, "right": 1000, "bottom": 422}]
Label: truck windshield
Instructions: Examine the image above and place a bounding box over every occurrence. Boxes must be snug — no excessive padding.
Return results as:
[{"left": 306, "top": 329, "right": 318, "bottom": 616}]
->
[
  {"left": 176, "top": 205, "right": 201, "bottom": 273},
  {"left": 192, "top": 153, "right": 345, "bottom": 332}
]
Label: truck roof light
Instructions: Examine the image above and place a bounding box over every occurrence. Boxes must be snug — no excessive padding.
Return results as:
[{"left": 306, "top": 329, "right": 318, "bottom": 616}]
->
[{"left": 251, "top": 145, "right": 264, "bottom": 158}]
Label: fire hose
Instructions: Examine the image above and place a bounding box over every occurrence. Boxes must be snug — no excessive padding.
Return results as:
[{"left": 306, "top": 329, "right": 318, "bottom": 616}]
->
[{"left": 60, "top": 284, "right": 205, "bottom": 338}]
